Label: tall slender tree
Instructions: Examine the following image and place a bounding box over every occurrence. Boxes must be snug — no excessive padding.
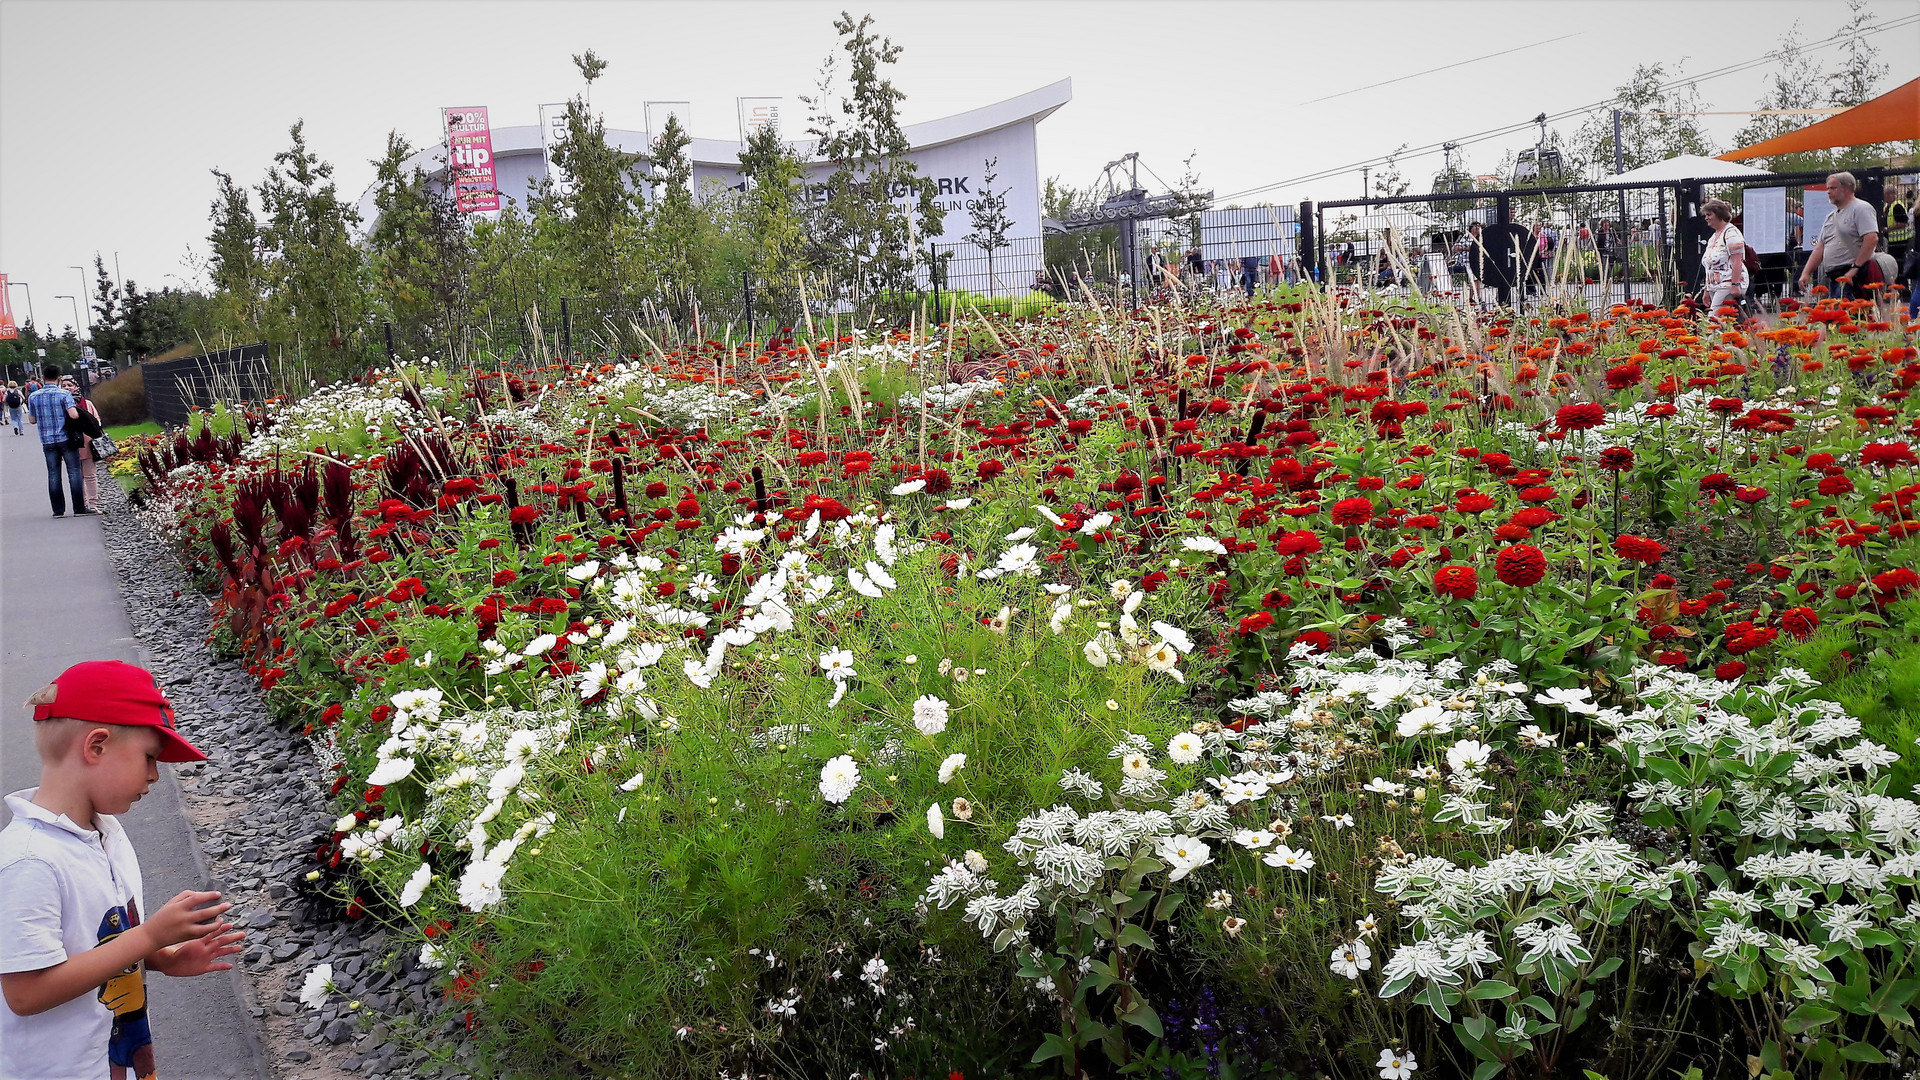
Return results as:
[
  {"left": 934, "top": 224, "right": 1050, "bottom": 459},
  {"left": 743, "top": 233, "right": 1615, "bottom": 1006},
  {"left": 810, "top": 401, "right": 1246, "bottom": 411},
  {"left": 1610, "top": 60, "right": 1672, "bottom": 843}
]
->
[
  {"left": 963, "top": 156, "right": 1014, "bottom": 294},
  {"left": 256, "top": 121, "right": 368, "bottom": 374},
  {"left": 804, "top": 12, "right": 944, "bottom": 314}
]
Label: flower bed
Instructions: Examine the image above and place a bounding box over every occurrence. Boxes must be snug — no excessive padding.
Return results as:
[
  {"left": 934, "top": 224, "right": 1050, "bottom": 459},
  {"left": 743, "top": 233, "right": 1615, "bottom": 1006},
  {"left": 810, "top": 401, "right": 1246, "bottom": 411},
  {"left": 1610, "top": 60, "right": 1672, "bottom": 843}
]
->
[{"left": 133, "top": 287, "right": 1920, "bottom": 1078}]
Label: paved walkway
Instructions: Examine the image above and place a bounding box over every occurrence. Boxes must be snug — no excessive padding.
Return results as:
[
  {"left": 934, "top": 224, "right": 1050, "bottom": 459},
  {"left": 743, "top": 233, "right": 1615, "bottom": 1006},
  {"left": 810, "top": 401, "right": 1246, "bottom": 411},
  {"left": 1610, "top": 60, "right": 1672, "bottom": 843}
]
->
[{"left": 1, "top": 429, "right": 269, "bottom": 1079}]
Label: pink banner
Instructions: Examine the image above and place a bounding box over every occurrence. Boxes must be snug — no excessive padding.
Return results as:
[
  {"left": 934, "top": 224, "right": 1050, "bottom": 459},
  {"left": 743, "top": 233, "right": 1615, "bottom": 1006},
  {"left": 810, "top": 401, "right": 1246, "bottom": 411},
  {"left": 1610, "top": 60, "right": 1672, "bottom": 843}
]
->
[
  {"left": 443, "top": 106, "right": 500, "bottom": 213},
  {"left": 0, "top": 275, "right": 15, "bottom": 340}
]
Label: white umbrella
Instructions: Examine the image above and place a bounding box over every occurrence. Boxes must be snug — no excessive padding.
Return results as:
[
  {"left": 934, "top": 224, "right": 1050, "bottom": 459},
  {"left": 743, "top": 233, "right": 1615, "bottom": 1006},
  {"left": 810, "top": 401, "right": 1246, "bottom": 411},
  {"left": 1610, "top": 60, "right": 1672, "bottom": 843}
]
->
[{"left": 1609, "top": 154, "right": 1774, "bottom": 184}]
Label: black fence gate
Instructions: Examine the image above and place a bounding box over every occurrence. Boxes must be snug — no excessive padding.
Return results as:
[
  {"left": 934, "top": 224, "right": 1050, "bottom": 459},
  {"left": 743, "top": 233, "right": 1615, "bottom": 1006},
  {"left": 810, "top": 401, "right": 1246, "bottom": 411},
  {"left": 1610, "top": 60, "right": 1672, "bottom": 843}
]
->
[
  {"left": 143, "top": 344, "right": 273, "bottom": 428},
  {"left": 1310, "top": 168, "right": 1885, "bottom": 311}
]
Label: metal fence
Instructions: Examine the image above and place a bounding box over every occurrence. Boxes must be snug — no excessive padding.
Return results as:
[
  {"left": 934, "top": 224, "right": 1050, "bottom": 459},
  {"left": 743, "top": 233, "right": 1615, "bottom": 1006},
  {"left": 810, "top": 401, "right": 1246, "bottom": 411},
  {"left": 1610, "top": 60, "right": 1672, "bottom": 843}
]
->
[
  {"left": 1308, "top": 167, "right": 1896, "bottom": 311},
  {"left": 143, "top": 344, "right": 274, "bottom": 428}
]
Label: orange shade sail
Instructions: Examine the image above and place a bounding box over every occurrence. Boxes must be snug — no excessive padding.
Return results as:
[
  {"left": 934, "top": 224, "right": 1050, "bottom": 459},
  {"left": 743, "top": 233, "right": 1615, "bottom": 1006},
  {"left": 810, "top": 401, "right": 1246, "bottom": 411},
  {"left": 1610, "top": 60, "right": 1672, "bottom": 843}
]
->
[{"left": 1721, "top": 77, "right": 1919, "bottom": 161}]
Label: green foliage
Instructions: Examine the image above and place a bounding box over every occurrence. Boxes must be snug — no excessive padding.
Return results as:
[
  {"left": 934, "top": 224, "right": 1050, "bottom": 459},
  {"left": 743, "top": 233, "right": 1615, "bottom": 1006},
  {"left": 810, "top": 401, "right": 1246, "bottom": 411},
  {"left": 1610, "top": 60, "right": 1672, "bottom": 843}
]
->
[
  {"left": 804, "top": 12, "right": 944, "bottom": 312},
  {"left": 367, "top": 132, "right": 472, "bottom": 362},
  {"left": 257, "top": 121, "right": 372, "bottom": 376}
]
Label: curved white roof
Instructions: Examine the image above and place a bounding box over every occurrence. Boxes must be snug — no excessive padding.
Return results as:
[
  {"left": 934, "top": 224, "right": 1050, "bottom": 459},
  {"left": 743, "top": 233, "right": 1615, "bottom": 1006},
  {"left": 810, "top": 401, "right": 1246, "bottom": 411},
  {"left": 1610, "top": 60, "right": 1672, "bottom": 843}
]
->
[{"left": 356, "top": 79, "right": 1071, "bottom": 226}]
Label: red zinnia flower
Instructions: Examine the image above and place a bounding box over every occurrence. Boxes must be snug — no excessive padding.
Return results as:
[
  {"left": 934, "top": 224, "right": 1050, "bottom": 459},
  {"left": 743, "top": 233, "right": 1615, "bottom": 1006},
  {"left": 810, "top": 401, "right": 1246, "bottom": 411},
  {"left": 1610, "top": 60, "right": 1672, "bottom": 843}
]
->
[
  {"left": 1781, "top": 606, "right": 1819, "bottom": 640},
  {"left": 1613, "top": 534, "right": 1667, "bottom": 563},
  {"left": 1292, "top": 630, "right": 1333, "bottom": 654},
  {"left": 1330, "top": 496, "right": 1374, "bottom": 526},
  {"left": 1237, "top": 611, "right": 1275, "bottom": 635},
  {"left": 492, "top": 569, "right": 518, "bottom": 587},
  {"left": 1597, "top": 447, "right": 1635, "bottom": 472},
  {"left": 1554, "top": 402, "right": 1606, "bottom": 431},
  {"left": 1494, "top": 543, "right": 1548, "bottom": 587},
  {"left": 1454, "top": 491, "right": 1497, "bottom": 514},
  {"left": 1433, "top": 564, "right": 1479, "bottom": 600},
  {"left": 509, "top": 505, "right": 542, "bottom": 524},
  {"left": 1715, "top": 660, "right": 1747, "bottom": 681}
]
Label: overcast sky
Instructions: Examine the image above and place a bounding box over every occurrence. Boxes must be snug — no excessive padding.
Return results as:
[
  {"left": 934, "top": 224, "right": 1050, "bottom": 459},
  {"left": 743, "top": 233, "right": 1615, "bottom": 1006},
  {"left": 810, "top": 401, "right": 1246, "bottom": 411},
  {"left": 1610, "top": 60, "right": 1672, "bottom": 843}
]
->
[{"left": 2, "top": 0, "right": 1914, "bottom": 336}]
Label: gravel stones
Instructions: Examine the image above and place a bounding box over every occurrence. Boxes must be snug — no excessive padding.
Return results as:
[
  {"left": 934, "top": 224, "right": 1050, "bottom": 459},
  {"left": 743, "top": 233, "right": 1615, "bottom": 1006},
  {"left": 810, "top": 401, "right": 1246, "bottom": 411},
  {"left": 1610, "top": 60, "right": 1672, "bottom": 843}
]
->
[{"left": 98, "top": 483, "right": 469, "bottom": 1080}]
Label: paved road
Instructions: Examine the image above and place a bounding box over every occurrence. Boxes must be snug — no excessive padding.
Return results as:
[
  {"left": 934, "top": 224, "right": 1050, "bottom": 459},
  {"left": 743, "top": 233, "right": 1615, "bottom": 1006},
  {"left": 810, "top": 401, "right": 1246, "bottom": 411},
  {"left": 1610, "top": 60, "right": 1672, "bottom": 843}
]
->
[{"left": 1, "top": 429, "right": 269, "bottom": 1079}]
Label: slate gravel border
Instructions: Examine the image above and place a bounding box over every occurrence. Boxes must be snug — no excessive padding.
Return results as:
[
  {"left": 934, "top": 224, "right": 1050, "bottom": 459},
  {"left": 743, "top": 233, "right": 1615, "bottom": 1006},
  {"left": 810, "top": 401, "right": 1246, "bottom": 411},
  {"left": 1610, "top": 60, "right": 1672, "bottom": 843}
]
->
[{"left": 99, "top": 481, "right": 475, "bottom": 1079}]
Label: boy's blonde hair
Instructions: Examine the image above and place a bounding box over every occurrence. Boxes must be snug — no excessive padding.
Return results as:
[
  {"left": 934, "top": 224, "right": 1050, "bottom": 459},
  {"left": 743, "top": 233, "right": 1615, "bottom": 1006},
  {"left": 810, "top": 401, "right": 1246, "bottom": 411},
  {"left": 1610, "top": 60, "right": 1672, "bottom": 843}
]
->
[{"left": 27, "top": 683, "right": 112, "bottom": 761}]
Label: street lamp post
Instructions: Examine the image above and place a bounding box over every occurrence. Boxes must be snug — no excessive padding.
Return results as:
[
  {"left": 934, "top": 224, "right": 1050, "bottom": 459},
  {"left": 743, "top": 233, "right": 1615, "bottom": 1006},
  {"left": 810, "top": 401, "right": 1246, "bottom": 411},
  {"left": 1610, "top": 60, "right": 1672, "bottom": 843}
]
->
[
  {"left": 68, "top": 266, "right": 91, "bottom": 335},
  {"left": 55, "top": 295, "right": 83, "bottom": 340},
  {"left": 6, "top": 280, "right": 33, "bottom": 326}
]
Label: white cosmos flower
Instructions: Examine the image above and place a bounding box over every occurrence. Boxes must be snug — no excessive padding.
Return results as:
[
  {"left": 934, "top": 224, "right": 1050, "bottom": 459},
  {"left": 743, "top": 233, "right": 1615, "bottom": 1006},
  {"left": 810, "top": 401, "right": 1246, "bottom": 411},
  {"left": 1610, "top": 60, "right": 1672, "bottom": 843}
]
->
[
  {"left": 1263, "top": 845, "right": 1316, "bottom": 872},
  {"left": 300, "top": 963, "right": 334, "bottom": 1008},
  {"left": 366, "top": 757, "right": 416, "bottom": 786},
  {"left": 1083, "top": 638, "right": 1112, "bottom": 667},
  {"left": 1535, "top": 686, "right": 1599, "bottom": 715},
  {"left": 1232, "top": 829, "right": 1276, "bottom": 849},
  {"left": 926, "top": 802, "right": 945, "bottom": 839},
  {"left": 1158, "top": 834, "right": 1212, "bottom": 881},
  {"left": 566, "top": 560, "right": 601, "bottom": 581},
  {"left": 457, "top": 856, "right": 507, "bottom": 911},
  {"left": 1035, "top": 505, "right": 1065, "bottom": 526},
  {"left": 938, "top": 753, "right": 967, "bottom": 783},
  {"left": 1080, "top": 512, "right": 1113, "bottom": 534},
  {"left": 578, "top": 662, "right": 610, "bottom": 698},
  {"left": 819, "top": 649, "right": 857, "bottom": 679},
  {"left": 682, "top": 658, "right": 713, "bottom": 689},
  {"left": 334, "top": 813, "right": 360, "bottom": 834},
  {"left": 819, "top": 755, "right": 860, "bottom": 804},
  {"left": 890, "top": 479, "right": 926, "bottom": 495},
  {"left": 399, "top": 861, "right": 432, "bottom": 908},
  {"left": 1004, "top": 526, "right": 1036, "bottom": 543},
  {"left": 1445, "top": 739, "right": 1494, "bottom": 774},
  {"left": 619, "top": 770, "right": 647, "bottom": 792},
  {"left": 1180, "top": 536, "right": 1227, "bottom": 556},
  {"left": 1330, "top": 939, "right": 1372, "bottom": 979},
  {"left": 944, "top": 497, "right": 973, "bottom": 509},
  {"left": 602, "top": 619, "right": 633, "bottom": 647},
  {"left": 913, "top": 695, "right": 950, "bottom": 736},
  {"left": 849, "top": 568, "right": 884, "bottom": 599},
  {"left": 1166, "top": 732, "right": 1204, "bottom": 764},
  {"left": 1153, "top": 621, "right": 1194, "bottom": 655},
  {"left": 1377, "top": 1048, "right": 1418, "bottom": 1080},
  {"left": 863, "top": 560, "right": 895, "bottom": 589},
  {"left": 1396, "top": 704, "right": 1454, "bottom": 738},
  {"left": 523, "top": 633, "right": 558, "bottom": 657}
]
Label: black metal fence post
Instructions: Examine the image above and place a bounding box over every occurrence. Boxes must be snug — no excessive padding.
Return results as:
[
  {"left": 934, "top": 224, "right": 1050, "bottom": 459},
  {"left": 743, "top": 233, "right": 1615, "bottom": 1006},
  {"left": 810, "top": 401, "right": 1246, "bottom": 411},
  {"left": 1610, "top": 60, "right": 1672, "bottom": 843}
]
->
[
  {"left": 743, "top": 271, "right": 754, "bottom": 339},
  {"left": 928, "top": 243, "right": 941, "bottom": 323},
  {"left": 559, "top": 297, "right": 572, "bottom": 358},
  {"left": 384, "top": 321, "right": 396, "bottom": 365},
  {"left": 1299, "top": 200, "right": 1318, "bottom": 284}
]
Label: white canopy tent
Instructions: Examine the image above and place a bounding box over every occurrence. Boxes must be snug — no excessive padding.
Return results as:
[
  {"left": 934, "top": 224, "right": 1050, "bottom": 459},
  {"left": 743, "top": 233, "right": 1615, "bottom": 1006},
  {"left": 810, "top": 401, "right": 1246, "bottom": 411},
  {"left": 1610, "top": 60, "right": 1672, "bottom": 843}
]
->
[{"left": 1608, "top": 154, "right": 1774, "bottom": 185}]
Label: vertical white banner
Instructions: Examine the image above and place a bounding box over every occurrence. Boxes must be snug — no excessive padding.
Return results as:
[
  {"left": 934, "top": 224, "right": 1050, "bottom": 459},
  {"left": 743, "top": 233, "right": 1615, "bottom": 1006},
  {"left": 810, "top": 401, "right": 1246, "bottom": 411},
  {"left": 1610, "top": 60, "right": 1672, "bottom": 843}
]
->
[
  {"left": 736, "top": 97, "right": 783, "bottom": 142},
  {"left": 538, "top": 103, "right": 572, "bottom": 198},
  {"left": 644, "top": 101, "right": 691, "bottom": 146}
]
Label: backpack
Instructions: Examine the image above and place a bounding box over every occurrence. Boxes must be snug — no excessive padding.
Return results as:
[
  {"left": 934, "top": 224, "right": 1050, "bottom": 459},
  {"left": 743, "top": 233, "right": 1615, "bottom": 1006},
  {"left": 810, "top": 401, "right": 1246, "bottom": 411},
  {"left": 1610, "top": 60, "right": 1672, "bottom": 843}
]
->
[
  {"left": 1742, "top": 241, "right": 1761, "bottom": 281},
  {"left": 5, "top": 390, "right": 18, "bottom": 408}
]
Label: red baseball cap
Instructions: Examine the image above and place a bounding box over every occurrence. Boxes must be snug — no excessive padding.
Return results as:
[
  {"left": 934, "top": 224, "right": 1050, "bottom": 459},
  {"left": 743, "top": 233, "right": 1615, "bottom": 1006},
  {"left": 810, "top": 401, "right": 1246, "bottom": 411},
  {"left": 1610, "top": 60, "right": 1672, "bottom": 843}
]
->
[{"left": 31, "top": 660, "right": 207, "bottom": 763}]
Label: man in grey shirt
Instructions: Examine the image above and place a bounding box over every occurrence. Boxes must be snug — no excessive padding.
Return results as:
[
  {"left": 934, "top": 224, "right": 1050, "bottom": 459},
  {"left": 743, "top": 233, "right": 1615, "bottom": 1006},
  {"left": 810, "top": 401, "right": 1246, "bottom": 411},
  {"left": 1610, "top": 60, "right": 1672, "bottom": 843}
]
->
[{"left": 1798, "top": 171, "right": 1880, "bottom": 300}]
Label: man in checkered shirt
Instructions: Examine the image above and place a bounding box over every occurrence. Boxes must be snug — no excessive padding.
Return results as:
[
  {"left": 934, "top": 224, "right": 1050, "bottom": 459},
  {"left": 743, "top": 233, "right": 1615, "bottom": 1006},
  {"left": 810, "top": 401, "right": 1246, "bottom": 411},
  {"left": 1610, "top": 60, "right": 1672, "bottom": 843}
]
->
[{"left": 26, "top": 365, "right": 91, "bottom": 517}]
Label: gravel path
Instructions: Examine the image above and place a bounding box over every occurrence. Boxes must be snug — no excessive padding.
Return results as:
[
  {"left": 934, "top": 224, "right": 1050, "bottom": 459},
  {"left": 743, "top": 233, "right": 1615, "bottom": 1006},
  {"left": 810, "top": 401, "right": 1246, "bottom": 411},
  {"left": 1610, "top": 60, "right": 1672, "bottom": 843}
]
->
[{"left": 100, "top": 479, "right": 474, "bottom": 1079}]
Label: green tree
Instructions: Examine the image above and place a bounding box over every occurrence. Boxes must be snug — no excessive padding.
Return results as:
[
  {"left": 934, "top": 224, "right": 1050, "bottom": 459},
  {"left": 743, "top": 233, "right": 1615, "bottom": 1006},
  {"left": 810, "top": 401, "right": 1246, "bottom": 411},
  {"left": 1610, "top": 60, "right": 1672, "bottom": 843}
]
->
[
  {"left": 545, "top": 95, "right": 646, "bottom": 303},
  {"left": 256, "top": 121, "right": 369, "bottom": 375},
  {"left": 206, "top": 168, "right": 268, "bottom": 340},
  {"left": 962, "top": 155, "right": 1014, "bottom": 293},
  {"left": 1827, "top": 0, "right": 1886, "bottom": 110},
  {"left": 1730, "top": 25, "right": 1830, "bottom": 172},
  {"left": 642, "top": 114, "right": 701, "bottom": 319},
  {"left": 89, "top": 255, "right": 127, "bottom": 360},
  {"left": 803, "top": 11, "right": 944, "bottom": 315},
  {"left": 1040, "top": 177, "right": 1116, "bottom": 286},
  {"left": 367, "top": 131, "right": 473, "bottom": 361},
  {"left": 736, "top": 116, "right": 811, "bottom": 315},
  {"left": 1573, "top": 63, "right": 1715, "bottom": 179}
]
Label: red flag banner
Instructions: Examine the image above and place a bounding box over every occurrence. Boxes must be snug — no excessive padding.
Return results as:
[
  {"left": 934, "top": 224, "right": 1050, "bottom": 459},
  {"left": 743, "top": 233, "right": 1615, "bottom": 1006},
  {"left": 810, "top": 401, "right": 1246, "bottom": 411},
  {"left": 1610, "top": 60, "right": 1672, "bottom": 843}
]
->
[{"left": 0, "top": 275, "right": 17, "bottom": 340}]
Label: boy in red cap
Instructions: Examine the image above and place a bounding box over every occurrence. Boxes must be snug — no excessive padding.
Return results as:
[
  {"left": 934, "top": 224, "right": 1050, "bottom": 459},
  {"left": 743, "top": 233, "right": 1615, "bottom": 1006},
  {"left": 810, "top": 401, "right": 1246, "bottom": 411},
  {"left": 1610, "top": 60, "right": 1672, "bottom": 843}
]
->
[{"left": 1, "top": 660, "right": 247, "bottom": 1080}]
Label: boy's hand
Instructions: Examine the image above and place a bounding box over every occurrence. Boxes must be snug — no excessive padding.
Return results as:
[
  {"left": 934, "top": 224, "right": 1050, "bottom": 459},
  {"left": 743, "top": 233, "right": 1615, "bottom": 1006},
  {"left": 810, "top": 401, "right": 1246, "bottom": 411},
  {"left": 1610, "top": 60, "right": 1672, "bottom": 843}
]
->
[
  {"left": 144, "top": 890, "right": 231, "bottom": 949},
  {"left": 156, "top": 923, "right": 246, "bottom": 977}
]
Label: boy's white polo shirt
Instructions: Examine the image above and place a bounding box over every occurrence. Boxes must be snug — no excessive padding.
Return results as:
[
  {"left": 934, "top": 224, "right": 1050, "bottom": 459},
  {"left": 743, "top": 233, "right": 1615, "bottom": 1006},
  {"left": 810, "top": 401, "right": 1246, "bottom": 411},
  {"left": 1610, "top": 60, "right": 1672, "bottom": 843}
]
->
[{"left": 0, "top": 788, "right": 148, "bottom": 1080}]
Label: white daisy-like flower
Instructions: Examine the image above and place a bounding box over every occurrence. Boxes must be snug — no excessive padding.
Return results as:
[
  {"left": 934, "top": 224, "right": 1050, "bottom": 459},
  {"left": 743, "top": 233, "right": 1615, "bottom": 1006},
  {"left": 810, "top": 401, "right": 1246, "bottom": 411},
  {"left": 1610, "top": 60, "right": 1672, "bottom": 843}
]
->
[
  {"left": 819, "top": 649, "right": 857, "bottom": 680},
  {"left": 938, "top": 753, "right": 967, "bottom": 783},
  {"left": 399, "top": 861, "right": 432, "bottom": 908},
  {"left": 1166, "top": 732, "right": 1204, "bottom": 764},
  {"left": 300, "top": 963, "right": 334, "bottom": 1009},
  {"left": 926, "top": 802, "right": 945, "bottom": 839},
  {"left": 913, "top": 695, "right": 950, "bottom": 736},
  {"left": 819, "top": 755, "right": 860, "bottom": 804},
  {"left": 366, "top": 757, "right": 415, "bottom": 786}
]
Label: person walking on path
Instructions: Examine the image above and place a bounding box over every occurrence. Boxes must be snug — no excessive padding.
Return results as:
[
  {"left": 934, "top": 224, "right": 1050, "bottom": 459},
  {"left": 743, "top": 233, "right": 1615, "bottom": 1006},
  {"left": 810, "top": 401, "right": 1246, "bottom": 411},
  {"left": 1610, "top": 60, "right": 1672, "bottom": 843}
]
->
[
  {"left": 61, "top": 376, "right": 105, "bottom": 512},
  {"left": 1701, "top": 199, "right": 1748, "bottom": 315},
  {"left": 1799, "top": 171, "right": 1881, "bottom": 301},
  {"left": 26, "top": 365, "right": 90, "bottom": 517},
  {"left": 6, "top": 382, "right": 23, "bottom": 435},
  {"left": 0, "top": 660, "right": 246, "bottom": 1080}
]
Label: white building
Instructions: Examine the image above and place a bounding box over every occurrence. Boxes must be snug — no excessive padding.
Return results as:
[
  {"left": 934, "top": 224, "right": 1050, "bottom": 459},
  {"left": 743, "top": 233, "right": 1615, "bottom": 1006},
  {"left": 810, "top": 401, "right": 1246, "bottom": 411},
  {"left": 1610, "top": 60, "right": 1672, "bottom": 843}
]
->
[{"left": 357, "top": 80, "right": 1071, "bottom": 297}]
